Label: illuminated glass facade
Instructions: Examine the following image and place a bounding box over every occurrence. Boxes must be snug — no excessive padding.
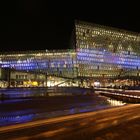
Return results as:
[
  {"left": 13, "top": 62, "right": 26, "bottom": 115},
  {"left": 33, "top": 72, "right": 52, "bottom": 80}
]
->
[
  {"left": 75, "top": 21, "right": 140, "bottom": 79},
  {"left": 0, "top": 20, "right": 140, "bottom": 84},
  {"left": 0, "top": 50, "right": 77, "bottom": 79}
]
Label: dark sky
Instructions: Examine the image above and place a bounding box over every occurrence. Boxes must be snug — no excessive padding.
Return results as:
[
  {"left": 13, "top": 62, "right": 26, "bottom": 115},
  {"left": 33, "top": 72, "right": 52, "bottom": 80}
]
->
[{"left": 0, "top": 1, "right": 140, "bottom": 52}]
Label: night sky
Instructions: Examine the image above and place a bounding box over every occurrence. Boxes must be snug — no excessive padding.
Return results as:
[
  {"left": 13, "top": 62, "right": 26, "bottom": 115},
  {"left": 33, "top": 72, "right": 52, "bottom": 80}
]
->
[{"left": 0, "top": 1, "right": 140, "bottom": 52}]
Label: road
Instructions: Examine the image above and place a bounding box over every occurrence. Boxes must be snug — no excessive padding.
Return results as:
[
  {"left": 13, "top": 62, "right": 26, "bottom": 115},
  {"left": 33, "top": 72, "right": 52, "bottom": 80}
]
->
[{"left": 0, "top": 104, "right": 140, "bottom": 140}]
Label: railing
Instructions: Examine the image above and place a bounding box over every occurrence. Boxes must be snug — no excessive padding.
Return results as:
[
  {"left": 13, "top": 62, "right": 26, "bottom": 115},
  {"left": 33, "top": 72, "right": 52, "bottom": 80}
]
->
[
  {"left": 97, "top": 91, "right": 140, "bottom": 99},
  {"left": 95, "top": 88, "right": 140, "bottom": 103}
]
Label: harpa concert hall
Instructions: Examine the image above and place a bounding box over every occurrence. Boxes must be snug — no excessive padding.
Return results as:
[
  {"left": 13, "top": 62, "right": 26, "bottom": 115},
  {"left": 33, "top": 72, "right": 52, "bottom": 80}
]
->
[{"left": 0, "top": 20, "right": 140, "bottom": 88}]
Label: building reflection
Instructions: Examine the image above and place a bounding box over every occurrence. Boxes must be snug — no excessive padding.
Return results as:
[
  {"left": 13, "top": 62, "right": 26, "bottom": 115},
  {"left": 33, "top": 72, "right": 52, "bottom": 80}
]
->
[{"left": 107, "top": 98, "right": 126, "bottom": 106}]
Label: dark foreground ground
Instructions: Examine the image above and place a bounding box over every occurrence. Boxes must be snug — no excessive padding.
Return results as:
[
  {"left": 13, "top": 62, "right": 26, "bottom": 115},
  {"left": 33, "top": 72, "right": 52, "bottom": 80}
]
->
[
  {"left": 90, "top": 117, "right": 140, "bottom": 140},
  {"left": 56, "top": 118, "right": 140, "bottom": 140},
  {"left": 0, "top": 104, "right": 139, "bottom": 140},
  {"left": 57, "top": 110, "right": 140, "bottom": 140}
]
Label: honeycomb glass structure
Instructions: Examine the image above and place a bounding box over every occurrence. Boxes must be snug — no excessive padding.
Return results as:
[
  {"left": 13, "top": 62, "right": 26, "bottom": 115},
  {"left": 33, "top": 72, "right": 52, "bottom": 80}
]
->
[
  {"left": 0, "top": 50, "right": 77, "bottom": 78},
  {"left": 0, "top": 20, "right": 140, "bottom": 83},
  {"left": 75, "top": 21, "right": 140, "bottom": 80}
]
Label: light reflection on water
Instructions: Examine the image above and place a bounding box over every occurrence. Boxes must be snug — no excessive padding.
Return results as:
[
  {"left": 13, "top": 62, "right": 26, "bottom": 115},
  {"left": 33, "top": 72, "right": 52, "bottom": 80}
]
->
[
  {"left": 0, "top": 88, "right": 48, "bottom": 99},
  {"left": 0, "top": 99, "right": 32, "bottom": 104},
  {"left": 0, "top": 88, "right": 126, "bottom": 126},
  {"left": 0, "top": 109, "right": 35, "bottom": 126},
  {"left": 0, "top": 87, "right": 95, "bottom": 99},
  {"left": 0, "top": 98, "right": 126, "bottom": 127},
  {"left": 0, "top": 109, "right": 34, "bottom": 117},
  {"left": 107, "top": 98, "right": 126, "bottom": 106},
  {"left": 0, "top": 114, "right": 34, "bottom": 126}
]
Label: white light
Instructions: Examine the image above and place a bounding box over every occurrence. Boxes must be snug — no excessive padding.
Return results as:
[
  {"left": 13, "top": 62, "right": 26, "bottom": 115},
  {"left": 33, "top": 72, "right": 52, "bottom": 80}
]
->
[
  {"left": 94, "top": 82, "right": 100, "bottom": 87},
  {"left": 107, "top": 99, "right": 126, "bottom": 106},
  {"left": 17, "top": 60, "right": 21, "bottom": 64}
]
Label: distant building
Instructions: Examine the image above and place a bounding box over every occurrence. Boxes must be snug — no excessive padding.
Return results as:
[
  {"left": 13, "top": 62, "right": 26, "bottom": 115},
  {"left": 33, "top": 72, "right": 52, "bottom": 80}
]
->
[{"left": 0, "top": 20, "right": 140, "bottom": 87}]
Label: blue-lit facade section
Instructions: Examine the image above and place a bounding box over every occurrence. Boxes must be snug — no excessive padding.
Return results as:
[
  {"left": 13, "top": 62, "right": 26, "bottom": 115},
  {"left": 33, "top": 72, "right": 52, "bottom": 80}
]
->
[
  {"left": 1, "top": 60, "right": 39, "bottom": 70},
  {"left": 75, "top": 21, "right": 140, "bottom": 78},
  {"left": 77, "top": 48, "right": 140, "bottom": 69},
  {"left": 0, "top": 51, "right": 77, "bottom": 78}
]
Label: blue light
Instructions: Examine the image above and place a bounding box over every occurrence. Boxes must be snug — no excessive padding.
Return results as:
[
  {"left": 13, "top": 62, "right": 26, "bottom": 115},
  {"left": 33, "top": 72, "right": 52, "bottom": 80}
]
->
[{"left": 77, "top": 48, "right": 140, "bottom": 69}]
